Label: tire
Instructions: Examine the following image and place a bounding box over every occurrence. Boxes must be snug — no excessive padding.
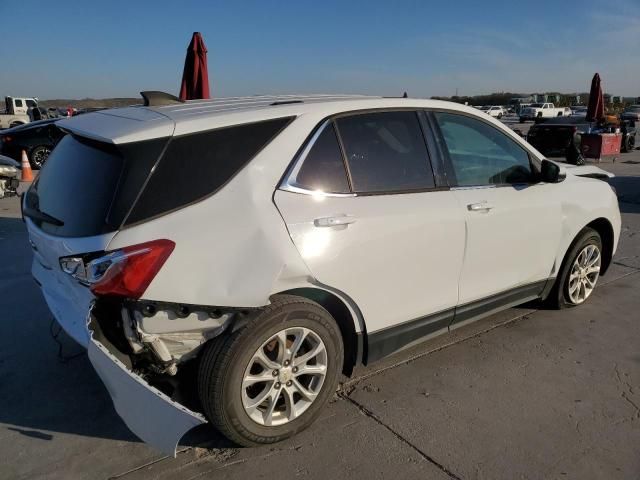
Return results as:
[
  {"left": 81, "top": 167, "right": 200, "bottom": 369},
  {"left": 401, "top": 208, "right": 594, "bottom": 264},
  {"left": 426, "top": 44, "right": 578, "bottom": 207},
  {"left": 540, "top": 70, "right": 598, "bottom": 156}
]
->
[
  {"left": 622, "top": 135, "right": 635, "bottom": 153},
  {"left": 29, "top": 145, "right": 52, "bottom": 169},
  {"left": 198, "top": 295, "right": 344, "bottom": 446},
  {"left": 519, "top": 117, "right": 526, "bottom": 123},
  {"left": 546, "top": 228, "right": 603, "bottom": 309},
  {"left": 9, "top": 121, "right": 23, "bottom": 128},
  {"left": 497, "top": 113, "right": 503, "bottom": 119}
]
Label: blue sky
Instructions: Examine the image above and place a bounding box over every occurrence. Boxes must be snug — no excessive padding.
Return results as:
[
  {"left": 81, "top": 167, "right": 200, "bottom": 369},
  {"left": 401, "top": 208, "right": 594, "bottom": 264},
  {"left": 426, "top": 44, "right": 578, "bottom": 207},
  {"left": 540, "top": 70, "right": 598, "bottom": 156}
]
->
[{"left": 0, "top": 0, "right": 638, "bottom": 99}]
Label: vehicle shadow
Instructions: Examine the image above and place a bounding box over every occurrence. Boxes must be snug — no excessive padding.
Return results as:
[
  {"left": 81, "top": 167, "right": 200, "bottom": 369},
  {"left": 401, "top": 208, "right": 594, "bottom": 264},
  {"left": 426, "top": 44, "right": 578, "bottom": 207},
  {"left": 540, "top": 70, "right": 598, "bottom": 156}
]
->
[{"left": 607, "top": 176, "right": 640, "bottom": 212}]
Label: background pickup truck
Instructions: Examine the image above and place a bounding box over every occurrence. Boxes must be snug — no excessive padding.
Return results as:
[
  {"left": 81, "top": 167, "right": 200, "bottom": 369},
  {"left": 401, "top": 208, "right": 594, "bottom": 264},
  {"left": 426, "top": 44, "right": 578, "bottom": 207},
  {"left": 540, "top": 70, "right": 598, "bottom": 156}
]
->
[
  {"left": 0, "top": 96, "right": 37, "bottom": 129},
  {"left": 519, "top": 103, "right": 569, "bottom": 122}
]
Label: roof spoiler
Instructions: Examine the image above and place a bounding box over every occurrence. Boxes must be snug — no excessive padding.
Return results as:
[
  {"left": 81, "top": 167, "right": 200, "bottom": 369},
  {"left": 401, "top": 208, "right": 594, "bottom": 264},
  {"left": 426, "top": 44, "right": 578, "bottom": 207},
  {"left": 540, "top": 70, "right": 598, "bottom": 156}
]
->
[{"left": 140, "top": 91, "right": 184, "bottom": 107}]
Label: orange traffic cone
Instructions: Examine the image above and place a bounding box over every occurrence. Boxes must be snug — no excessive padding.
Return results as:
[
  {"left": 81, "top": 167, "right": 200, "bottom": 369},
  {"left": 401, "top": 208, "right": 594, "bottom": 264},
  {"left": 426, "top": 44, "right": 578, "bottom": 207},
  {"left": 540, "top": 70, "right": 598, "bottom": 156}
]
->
[{"left": 21, "top": 150, "right": 34, "bottom": 182}]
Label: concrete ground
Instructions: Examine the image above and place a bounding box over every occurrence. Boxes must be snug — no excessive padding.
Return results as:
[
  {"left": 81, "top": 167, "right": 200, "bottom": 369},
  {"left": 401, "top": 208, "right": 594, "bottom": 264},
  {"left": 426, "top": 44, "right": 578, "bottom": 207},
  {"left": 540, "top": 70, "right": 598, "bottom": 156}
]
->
[{"left": 1, "top": 145, "right": 639, "bottom": 480}]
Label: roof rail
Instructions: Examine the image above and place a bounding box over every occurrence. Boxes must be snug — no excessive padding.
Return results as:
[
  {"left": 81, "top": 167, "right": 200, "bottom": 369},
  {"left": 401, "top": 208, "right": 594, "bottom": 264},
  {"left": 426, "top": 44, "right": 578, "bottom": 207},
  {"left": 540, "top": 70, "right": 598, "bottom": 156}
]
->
[
  {"left": 140, "top": 91, "right": 184, "bottom": 107},
  {"left": 270, "top": 100, "right": 304, "bottom": 106}
]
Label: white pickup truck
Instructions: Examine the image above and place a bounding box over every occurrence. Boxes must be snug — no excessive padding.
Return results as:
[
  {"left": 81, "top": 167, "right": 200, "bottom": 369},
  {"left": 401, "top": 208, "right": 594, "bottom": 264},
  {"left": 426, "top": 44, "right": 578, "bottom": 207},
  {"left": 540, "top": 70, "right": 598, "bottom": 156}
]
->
[
  {"left": 0, "top": 97, "right": 38, "bottom": 129},
  {"left": 519, "top": 103, "right": 569, "bottom": 122}
]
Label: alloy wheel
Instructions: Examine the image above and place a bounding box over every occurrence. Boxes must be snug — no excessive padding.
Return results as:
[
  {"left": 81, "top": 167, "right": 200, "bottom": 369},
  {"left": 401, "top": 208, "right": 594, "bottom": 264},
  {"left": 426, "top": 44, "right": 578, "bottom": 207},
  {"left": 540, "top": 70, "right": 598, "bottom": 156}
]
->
[
  {"left": 567, "top": 244, "right": 601, "bottom": 304},
  {"left": 241, "top": 327, "right": 328, "bottom": 426},
  {"left": 31, "top": 147, "right": 51, "bottom": 168}
]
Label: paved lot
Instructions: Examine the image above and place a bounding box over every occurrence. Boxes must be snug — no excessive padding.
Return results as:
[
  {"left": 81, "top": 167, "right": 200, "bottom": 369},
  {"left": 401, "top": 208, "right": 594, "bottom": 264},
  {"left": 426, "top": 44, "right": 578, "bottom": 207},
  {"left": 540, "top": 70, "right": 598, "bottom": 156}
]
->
[{"left": 1, "top": 148, "right": 639, "bottom": 480}]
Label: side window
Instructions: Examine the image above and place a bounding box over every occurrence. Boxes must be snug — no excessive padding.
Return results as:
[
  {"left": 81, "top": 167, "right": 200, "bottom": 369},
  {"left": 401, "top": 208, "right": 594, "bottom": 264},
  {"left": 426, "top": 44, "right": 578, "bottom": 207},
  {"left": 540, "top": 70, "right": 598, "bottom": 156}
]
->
[
  {"left": 434, "top": 112, "right": 533, "bottom": 186},
  {"left": 287, "top": 123, "right": 350, "bottom": 193},
  {"left": 335, "top": 111, "right": 435, "bottom": 193},
  {"left": 14, "top": 99, "right": 23, "bottom": 108},
  {"left": 26, "top": 99, "right": 37, "bottom": 108}
]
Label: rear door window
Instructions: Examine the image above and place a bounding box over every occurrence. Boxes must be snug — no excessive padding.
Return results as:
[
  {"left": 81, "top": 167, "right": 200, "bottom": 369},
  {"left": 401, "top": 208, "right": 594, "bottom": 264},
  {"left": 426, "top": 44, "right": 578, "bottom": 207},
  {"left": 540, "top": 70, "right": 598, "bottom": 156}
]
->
[
  {"left": 335, "top": 111, "right": 435, "bottom": 193},
  {"left": 285, "top": 122, "right": 350, "bottom": 194}
]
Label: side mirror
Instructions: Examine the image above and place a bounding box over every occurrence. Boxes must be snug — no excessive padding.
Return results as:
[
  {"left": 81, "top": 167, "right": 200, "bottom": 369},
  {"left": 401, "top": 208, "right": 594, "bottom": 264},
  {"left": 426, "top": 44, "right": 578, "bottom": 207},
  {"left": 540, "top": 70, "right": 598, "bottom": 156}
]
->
[{"left": 540, "top": 159, "right": 565, "bottom": 183}]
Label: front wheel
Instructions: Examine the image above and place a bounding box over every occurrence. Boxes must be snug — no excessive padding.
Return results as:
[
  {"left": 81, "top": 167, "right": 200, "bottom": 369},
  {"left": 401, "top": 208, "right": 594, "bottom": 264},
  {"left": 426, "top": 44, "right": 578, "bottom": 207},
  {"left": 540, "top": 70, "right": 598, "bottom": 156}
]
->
[
  {"left": 547, "top": 228, "right": 602, "bottom": 309},
  {"left": 198, "top": 295, "right": 343, "bottom": 446},
  {"left": 622, "top": 135, "right": 635, "bottom": 153}
]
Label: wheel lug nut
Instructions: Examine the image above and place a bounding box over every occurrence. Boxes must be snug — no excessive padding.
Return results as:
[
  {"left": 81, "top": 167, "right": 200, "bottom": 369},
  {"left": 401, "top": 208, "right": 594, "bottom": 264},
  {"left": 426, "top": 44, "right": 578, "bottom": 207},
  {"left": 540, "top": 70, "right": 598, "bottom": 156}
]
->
[
  {"left": 292, "top": 367, "right": 298, "bottom": 373},
  {"left": 286, "top": 381, "right": 292, "bottom": 387},
  {"left": 272, "top": 370, "right": 278, "bottom": 376},
  {"left": 284, "top": 360, "right": 290, "bottom": 366},
  {"left": 275, "top": 382, "right": 281, "bottom": 388}
]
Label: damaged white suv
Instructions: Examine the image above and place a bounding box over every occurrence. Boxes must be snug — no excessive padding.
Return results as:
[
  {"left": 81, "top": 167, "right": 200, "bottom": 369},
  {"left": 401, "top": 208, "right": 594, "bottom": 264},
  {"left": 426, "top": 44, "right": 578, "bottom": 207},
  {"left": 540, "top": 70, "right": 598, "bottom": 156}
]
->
[{"left": 24, "top": 92, "right": 621, "bottom": 455}]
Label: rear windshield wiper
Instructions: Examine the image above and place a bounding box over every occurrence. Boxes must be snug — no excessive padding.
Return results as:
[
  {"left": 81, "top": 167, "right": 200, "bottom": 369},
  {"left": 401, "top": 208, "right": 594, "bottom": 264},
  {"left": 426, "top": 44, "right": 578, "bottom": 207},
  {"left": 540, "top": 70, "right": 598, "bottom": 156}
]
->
[{"left": 23, "top": 206, "right": 64, "bottom": 226}]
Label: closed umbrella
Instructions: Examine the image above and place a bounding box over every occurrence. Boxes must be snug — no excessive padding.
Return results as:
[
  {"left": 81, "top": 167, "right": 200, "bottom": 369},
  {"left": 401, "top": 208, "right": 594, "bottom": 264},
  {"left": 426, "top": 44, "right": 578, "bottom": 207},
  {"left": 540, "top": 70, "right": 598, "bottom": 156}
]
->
[
  {"left": 585, "top": 73, "right": 604, "bottom": 123},
  {"left": 179, "top": 32, "right": 210, "bottom": 100}
]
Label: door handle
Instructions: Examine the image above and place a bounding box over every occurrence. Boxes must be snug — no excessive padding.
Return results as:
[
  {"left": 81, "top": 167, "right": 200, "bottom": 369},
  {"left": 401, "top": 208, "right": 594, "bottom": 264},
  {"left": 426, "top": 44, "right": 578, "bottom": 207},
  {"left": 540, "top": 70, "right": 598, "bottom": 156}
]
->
[
  {"left": 467, "top": 202, "right": 494, "bottom": 212},
  {"left": 313, "top": 215, "right": 357, "bottom": 227}
]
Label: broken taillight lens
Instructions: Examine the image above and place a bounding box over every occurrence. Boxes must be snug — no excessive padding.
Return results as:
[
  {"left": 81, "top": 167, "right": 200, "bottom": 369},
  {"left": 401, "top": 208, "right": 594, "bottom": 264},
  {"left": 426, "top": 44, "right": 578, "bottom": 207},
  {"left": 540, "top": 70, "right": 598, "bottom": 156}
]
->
[{"left": 59, "top": 239, "right": 175, "bottom": 299}]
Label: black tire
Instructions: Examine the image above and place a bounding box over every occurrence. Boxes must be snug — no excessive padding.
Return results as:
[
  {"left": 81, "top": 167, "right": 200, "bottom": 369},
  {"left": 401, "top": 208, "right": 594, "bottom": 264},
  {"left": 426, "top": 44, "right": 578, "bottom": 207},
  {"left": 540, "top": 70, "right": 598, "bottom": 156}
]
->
[
  {"left": 29, "top": 145, "right": 52, "bottom": 169},
  {"left": 9, "top": 121, "right": 23, "bottom": 128},
  {"left": 497, "top": 113, "right": 503, "bottom": 119},
  {"left": 198, "top": 295, "right": 344, "bottom": 446},
  {"left": 519, "top": 117, "right": 526, "bottom": 123},
  {"left": 546, "top": 227, "right": 602, "bottom": 309}
]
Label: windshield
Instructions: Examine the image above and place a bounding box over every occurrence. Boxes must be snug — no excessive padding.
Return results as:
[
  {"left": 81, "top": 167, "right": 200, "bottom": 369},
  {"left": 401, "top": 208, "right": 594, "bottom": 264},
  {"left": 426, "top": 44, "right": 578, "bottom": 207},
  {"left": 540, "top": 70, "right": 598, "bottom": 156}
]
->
[{"left": 530, "top": 103, "right": 543, "bottom": 108}]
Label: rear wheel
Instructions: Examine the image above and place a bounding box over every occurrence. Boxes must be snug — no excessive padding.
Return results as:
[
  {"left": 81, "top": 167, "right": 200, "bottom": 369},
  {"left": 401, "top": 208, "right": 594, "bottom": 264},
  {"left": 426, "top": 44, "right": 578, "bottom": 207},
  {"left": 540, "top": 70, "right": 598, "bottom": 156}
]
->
[
  {"left": 198, "top": 295, "right": 343, "bottom": 446},
  {"left": 547, "top": 228, "right": 602, "bottom": 309},
  {"left": 9, "top": 121, "right": 23, "bottom": 128}
]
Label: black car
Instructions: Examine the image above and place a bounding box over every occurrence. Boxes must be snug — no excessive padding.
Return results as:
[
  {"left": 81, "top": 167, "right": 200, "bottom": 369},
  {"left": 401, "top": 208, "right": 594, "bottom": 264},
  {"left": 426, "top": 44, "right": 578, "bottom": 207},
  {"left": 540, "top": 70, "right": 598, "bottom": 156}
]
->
[
  {"left": 0, "top": 118, "right": 65, "bottom": 169},
  {"left": 527, "top": 116, "right": 636, "bottom": 156}
]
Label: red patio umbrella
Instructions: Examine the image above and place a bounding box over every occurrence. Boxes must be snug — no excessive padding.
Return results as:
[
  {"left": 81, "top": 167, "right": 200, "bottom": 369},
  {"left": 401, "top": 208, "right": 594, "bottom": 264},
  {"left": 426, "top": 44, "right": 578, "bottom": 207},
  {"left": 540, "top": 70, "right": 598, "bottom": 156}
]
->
[
  {"left": 179, "top": 32, "right": 210, "bottom": 100},
  {"left": 585, "top": 72, "right": 604, "bottom": 123}
]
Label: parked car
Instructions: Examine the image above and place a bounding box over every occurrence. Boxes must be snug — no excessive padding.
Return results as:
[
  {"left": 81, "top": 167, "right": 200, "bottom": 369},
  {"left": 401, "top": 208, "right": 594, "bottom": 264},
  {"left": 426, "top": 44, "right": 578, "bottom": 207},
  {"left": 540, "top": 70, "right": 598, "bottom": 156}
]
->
[
  {"left": 480, "top": 105, "right": 505, "bottom": 118},
  {"left": 0, "top": 118, "right": 65, "bottom": 169},
  {"left": 527, "top": 116, "right": 636, "bottom": 155},
  {"left": 571, "top": 106, "right": 588, "bottom": 116},
  {"left": 0, "top": 154, "right": 20, "bottom": 198},
  {"left": 519, "top": 103, "right": 568, "bottom": 122},
  {"left": 621, "top": 105, "right": 640, "bottom": 122},
  {"left": 24, "top": 93, "right": 621, "bottom": 455},
  {"left": 0, "top": 96, "right": 38, "bottom": 129}
]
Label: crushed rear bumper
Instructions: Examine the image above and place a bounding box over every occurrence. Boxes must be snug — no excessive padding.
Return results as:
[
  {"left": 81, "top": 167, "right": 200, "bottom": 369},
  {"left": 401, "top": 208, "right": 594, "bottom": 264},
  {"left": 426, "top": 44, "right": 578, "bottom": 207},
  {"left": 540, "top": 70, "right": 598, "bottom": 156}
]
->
[{"left": 87, "top": 329, "right": 206, "bottom": 456}]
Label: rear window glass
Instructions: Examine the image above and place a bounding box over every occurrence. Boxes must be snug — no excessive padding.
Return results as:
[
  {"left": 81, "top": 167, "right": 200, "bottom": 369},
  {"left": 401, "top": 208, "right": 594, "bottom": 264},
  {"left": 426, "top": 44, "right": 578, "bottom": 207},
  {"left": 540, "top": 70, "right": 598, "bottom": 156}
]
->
[
  {"left": 25, "top": 135, "right": 168, "bottom": 237},
  {"left": 126, "top": 117, "right": 293, "bottom": 224}
]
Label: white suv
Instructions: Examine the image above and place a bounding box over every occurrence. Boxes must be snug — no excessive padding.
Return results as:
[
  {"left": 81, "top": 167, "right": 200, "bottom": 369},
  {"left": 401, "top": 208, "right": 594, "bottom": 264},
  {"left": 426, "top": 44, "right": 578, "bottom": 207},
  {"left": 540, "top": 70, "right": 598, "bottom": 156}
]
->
[{"left": 24, "top": 92, "right": 621, "bottom": 455}]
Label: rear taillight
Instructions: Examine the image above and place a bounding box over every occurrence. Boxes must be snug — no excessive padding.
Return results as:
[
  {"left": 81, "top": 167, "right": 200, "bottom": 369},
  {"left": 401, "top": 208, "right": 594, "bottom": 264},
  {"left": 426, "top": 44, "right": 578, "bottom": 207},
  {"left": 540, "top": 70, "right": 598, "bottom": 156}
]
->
[{"left": 59, "top": 239, "right": 175, "bottom": 298}]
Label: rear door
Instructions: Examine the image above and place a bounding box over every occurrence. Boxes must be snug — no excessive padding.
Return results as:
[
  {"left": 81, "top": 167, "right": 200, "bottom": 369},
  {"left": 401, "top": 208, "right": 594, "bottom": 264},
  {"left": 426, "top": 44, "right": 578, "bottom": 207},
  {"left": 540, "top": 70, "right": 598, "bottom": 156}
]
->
[
  {"left": 430, "top": 111, "right": 561, "bottom": 321},
  {"left": 274, "top": 110, "right": 465, "bottom": 358}
]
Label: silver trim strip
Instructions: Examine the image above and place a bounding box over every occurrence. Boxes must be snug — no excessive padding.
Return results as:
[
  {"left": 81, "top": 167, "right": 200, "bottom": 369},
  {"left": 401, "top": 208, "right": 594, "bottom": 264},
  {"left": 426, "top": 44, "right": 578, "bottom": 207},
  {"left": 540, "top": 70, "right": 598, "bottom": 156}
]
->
[{"left": 280, "top": 119, "right": 356, "bottom": 198}]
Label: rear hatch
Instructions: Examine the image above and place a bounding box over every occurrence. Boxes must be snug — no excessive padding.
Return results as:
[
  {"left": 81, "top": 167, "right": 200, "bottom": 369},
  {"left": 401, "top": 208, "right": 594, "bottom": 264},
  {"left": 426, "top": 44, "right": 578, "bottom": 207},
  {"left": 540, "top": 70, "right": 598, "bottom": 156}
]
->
[{"left": 24, "top": 129, "right": 170, "bottom": 345}]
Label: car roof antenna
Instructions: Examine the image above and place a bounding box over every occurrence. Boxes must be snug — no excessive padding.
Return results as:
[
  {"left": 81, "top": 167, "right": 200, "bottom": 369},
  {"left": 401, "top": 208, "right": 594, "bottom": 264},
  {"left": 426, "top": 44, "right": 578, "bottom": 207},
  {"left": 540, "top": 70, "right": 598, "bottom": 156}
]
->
[
  {"left": 140, "top": 91, "right": 184, "bottom": 107},
  {"left": 402, "top": 92, "right": 408, "bottom": 98}
]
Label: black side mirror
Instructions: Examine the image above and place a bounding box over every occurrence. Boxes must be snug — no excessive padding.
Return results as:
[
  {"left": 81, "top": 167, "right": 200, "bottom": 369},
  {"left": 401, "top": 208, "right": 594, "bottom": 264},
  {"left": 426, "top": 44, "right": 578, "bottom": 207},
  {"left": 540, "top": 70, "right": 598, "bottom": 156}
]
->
[{"left": 540, "top": 159, "right": 565, "bottom": 183}]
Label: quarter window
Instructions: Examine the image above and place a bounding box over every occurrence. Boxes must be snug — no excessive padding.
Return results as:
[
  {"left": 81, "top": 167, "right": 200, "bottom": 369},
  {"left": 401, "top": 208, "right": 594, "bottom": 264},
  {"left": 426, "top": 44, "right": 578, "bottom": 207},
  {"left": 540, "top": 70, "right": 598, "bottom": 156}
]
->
[
  {"left": 14, "top": 99, "right": 23, "bottom": 107},
  {"left": 288, "top": 123, "right": 350, "bottom": 194},
  {"left": 434, "top": 112, "right": 533, "bottom": 186},
  {"left": 336, "top": 111, "right": 435, "bottom": 193}
]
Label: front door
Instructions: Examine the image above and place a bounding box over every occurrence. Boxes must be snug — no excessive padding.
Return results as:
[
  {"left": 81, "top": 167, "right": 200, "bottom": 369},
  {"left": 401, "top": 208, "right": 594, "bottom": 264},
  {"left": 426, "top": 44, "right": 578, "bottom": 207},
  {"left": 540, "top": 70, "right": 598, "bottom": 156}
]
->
[{"left": 430, "top": 111, "right": 561, "bottom": 312}]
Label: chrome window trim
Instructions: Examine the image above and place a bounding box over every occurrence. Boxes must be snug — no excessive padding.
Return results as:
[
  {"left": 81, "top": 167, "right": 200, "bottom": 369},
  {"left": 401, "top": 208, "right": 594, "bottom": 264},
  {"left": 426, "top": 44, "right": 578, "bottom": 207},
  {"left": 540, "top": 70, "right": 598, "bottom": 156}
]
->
[
  {"left": 280, "top": 183, "right": 357, "bottom": 198},
  {"left": 280, "top": 119, "right": 355, "bottom": 197}
]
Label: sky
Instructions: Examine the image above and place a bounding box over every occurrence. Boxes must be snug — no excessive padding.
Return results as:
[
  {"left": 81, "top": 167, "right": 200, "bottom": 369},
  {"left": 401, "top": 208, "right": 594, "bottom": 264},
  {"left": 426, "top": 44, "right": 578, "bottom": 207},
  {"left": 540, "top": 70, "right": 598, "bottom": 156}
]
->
[{"left": 0, "top": 0, "right": 638, "bottom": 100}]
